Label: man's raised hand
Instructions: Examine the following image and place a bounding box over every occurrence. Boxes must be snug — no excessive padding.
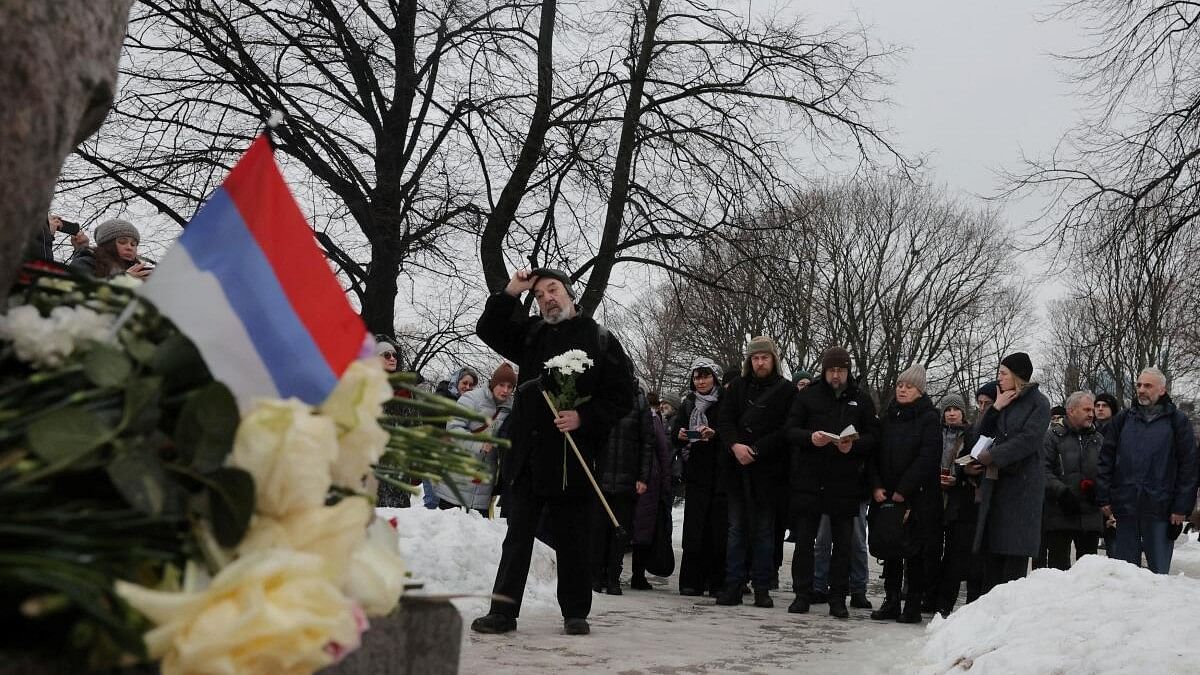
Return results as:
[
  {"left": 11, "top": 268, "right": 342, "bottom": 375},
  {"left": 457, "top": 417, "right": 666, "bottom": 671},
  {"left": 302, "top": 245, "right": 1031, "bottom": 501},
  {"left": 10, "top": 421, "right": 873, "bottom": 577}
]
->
[{"left": 505, "top": 269, "right": 537, "bottom": 297}]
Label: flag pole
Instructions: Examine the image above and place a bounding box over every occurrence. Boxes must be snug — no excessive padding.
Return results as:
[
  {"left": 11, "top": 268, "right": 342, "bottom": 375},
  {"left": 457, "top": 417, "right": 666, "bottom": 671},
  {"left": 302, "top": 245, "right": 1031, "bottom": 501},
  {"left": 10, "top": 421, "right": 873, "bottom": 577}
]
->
[{"left": 541, "top": 390, "right": 625, "bottom": 536}]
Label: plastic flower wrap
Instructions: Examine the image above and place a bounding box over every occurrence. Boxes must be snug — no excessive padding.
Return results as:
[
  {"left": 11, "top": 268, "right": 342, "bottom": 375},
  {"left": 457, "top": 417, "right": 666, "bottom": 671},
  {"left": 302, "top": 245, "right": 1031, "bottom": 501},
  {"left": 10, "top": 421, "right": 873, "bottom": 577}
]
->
[
  {"left": 229, "top": 399, "right": 339, "bottom": 517},
  {"left": 114, "top": 551, "right": 365, "bottom": 675},
  {"left": 319, "top": 360, "right": 392, "bottom": 490}
]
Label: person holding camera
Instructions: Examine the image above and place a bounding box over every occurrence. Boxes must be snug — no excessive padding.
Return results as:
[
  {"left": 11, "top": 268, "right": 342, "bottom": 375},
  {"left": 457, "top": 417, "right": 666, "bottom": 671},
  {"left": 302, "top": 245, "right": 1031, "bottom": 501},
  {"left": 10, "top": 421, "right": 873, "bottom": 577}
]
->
[
  {"left": 68, "top": 219, "right": 152, "bottom": 280},
  {"left": 24, "top": 212, "right": 89, "bottom": 263}
]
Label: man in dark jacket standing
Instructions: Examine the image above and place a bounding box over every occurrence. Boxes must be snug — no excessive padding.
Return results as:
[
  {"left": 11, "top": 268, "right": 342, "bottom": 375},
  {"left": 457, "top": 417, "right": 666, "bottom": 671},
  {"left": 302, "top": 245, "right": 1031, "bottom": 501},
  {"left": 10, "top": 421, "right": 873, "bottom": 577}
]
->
[
  {"left": 591, "top": 385, "right": 653, "bottom": 595},
  {"left": 471, "top": 268, "right": 635, "bottom": 636},
  {"left": 1097, "top": 367, "right": 1198, "bottom": 574},
  {"left": 1042, "top": 391, "right": 1105, "bottom": 570},
  {"left": 715, "top": 336, "right": 796, "bottom": 609},
  {"left": 784, "top": 346, "right": 879, "bottom": 618}
]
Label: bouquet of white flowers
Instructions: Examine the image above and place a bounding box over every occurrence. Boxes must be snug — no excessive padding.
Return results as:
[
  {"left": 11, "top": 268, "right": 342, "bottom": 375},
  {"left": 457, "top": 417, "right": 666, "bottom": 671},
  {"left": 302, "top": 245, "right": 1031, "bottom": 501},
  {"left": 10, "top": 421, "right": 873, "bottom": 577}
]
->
[{"left": 542, "top": 349, "right": 594, "bottom": 411}]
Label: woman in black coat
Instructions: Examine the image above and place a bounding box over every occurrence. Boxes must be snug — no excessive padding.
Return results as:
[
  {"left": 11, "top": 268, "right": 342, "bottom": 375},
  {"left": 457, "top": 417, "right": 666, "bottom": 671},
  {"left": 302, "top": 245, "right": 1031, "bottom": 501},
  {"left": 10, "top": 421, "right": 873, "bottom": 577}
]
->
[
  {"left": 868, "top": 364, "right": 941, "bottom": 624},
  {"left": 671, "top": 358, "right": 727, "bottom": 596}
]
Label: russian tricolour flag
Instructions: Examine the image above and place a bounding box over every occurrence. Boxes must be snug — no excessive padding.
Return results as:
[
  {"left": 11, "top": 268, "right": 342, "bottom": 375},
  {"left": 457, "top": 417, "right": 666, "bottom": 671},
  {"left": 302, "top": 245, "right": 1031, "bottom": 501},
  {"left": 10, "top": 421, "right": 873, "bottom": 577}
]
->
[{"left": 140, "top": 135, "right": 368, "bottom": 409}]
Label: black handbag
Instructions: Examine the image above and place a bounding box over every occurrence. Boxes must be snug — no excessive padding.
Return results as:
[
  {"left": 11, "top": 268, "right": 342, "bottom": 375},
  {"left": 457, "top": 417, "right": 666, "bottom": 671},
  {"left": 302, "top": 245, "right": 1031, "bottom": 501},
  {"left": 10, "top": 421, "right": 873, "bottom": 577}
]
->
[
  {"left": 643, "top": 506, "right": 676, "bottom": 577},
  {"left": 868, "top": 501, "right": 919, "bottom": 560}
]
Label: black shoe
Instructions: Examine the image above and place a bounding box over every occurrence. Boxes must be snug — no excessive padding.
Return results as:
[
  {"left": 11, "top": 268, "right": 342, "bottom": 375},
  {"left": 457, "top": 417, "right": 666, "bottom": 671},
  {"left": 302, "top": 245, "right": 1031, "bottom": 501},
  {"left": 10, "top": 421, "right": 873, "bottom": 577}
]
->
[
  {"left": 716, "top": 584, "right": 743, "bottom": 606},
  {"left": 680, "top": 587, "right": 703, "bottom": 596},
  {"left": 753, "top": 588, "right": 773, "bottom": 608},
  {"left": 787, "top": 596, "right": 810, "bottom": 614},
  {"left": 630, "top": 576, "right": 652, "bottom": 590},
  {"left": 829, "top": 597, "right": 849, "bottom": 619},
  {"left": 809, "top": 590, "right": 829, "bottom": 604},
  {"left": 605, "top": 582, "right": 623, "bottom": 596},
  {"left": 471, "top": 613, "right": 517, "bottom": 634},
  {"left": 592, "top": 580, "right": 605, "bottom": 593},
  {"left": 563, "top": 618, "right": 591, "bottom": 635},
  {"left": 870, "top": 599, "right": 901, "bottom": 621},
  {"left": 850, "top": 593, "right": 873, "bottom": 609},
  {"left": 896, "top": 603, "right": 923, "bottom": 624}
]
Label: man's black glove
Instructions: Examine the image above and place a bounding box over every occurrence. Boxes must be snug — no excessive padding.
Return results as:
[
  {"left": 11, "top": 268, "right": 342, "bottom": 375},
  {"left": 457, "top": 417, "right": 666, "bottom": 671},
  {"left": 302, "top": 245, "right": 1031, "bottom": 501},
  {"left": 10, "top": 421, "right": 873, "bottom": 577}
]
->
[{"left": 1058, "top": 489, "right": 1082, "bottom": 515}]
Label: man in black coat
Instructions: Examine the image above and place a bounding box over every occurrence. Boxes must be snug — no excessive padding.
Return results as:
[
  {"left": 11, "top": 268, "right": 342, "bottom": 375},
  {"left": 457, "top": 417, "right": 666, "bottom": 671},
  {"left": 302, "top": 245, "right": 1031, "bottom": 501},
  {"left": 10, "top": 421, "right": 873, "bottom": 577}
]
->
[
  {"left": 715, "top": 336, "right": 796, "bottom": 609},
  {"left": 1042, "top": 391, "right": 1105, "bottom": 570},
  {"left": 784, "top": 346, "right": 879, "bottom": 618},
  {"left": 470, "top": 268, "right": 635, "bottom": 636},
  {"left": 591, "top": 385, "right": 653, "bottom": 595}
]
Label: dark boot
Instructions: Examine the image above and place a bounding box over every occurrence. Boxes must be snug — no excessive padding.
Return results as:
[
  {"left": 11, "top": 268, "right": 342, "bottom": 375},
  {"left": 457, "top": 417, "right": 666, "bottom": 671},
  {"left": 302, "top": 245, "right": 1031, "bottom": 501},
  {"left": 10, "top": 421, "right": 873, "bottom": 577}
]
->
[
  {"left": 715, "top": 583, "right": 743, "bottom": 606},
  {"left": 897, "top": 601, "right": 924, "bottom": 624},
  {"left": 563, "top": 618, "right": 591, "bottom": 635},
  {"left": 850, "top": 592, "right": 873, "bottom": 609},
  {"left": 605, "top": 579, "right": 623, "bottom": 595},
  {"left": 630, "top": 575, "right": 652, "bottom": 590},
  {"left": 753, "top": 587, "right": 773, "bottom": 608},
  {"left": 592, "top": 580, "right": 606, "bottom": 593},
  {"left": 471, "top": 613, "right": 517, "bottom": 634},
  {"left": 870, "top": 597, "right": 901, "bottom": 621},
  {"left": 787, "top": 595, "right": 810, "bottom": 614},
  {"left": 828, "top": 596, "right": 849, "bottom": 619}
]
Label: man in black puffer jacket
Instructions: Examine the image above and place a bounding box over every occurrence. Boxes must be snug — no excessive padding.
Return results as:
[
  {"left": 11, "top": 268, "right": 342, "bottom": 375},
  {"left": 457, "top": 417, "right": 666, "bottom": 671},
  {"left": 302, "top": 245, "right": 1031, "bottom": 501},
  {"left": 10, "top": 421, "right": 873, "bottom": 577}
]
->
[
  {"left": 784, "top": 346, "right": 880, "bottom": 618},
  {"left": 715, "top": 336, "right": 796, "bottom": 609}
]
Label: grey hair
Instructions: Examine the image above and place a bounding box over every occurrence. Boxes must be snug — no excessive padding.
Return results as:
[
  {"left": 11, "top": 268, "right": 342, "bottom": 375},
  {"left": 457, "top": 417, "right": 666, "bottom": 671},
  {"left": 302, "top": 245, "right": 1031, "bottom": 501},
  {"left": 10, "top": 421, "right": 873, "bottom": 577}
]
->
[
  {"left": 1138, "top": 367, "right": 1168, "bottom": 388},
  {"left": 1064, "top": 391, "right": 1095, "bottom": 411}
]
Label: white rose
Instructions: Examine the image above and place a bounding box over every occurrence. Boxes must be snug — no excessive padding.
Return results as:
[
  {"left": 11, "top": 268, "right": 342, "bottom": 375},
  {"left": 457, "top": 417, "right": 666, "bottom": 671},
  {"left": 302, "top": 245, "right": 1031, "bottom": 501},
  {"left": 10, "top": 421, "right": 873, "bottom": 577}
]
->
[
  {"left": 115, "top": 551, "right": 365, "bottom": 675},
  {"left": 229, "top": 399, "right": 339, "bottom": 517},
  {"left": 318, "top": 360, "right": 392, "bottom": 490},
  {"left": 343, "top": 516, "right": 407, "bottom": 616},
  {"left": 236, "top": 496, "right": 372, "bottom": 579}
]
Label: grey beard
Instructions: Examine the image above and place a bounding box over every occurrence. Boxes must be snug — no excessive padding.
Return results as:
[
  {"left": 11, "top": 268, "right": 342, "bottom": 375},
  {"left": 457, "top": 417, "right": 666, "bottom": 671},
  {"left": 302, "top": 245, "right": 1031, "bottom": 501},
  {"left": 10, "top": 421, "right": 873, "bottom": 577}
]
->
[{"left": 542, "top": 307, "right": 569, "bottom": 324}]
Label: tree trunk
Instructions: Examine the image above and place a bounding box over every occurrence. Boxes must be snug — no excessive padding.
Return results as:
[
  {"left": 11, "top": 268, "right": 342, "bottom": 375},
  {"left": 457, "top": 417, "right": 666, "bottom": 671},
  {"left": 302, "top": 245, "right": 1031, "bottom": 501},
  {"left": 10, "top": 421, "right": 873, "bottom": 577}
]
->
[
  {"left": 0, "top": 0, "right": 133, "bottom": 295},
  {"left": 577, "top": 0, "right": 662, "bottom": 315},
  {"left": 361, "top": 241, "right": 400, "bottom": 338},
  {"left": 480, "top": 0, "right": 557, "bottom": 293}
]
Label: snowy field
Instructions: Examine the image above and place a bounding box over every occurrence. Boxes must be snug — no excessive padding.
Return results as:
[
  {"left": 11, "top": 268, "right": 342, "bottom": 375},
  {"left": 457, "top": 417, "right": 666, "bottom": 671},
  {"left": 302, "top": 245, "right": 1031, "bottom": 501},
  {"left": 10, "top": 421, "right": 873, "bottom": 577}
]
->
[{"left": 383, "top": 504, "right": 1200, "bottom": 674}]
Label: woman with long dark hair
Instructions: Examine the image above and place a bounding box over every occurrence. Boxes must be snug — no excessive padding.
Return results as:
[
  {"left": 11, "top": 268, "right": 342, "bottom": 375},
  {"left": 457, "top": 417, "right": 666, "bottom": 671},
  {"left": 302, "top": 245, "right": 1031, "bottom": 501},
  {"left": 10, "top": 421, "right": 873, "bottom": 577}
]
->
[{"left": 68, "top": 219, "right": 151, "bottom": 280}]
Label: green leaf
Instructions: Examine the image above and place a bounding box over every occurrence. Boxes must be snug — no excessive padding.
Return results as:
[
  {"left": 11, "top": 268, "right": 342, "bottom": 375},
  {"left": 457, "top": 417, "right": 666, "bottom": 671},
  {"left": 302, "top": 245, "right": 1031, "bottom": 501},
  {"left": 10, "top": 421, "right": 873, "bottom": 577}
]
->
[
  {"left": 150, "top": 334, "right": 208, "bottom": 388},
  {"left": 26, "top": 408, "right": 112, "bottom": 464},
  {"left": 82, "top": 342, "right": 132, "bottom": 388},
  {"left": 106, "top": 448, "right": 169, "bottom": 516},
  {"left": 175, "top": 382, "right": 239, "bottom": 472},
  {"left": 203, "top": 467, "right": 255, "bottom": 548},
  {"left": 125, "top": 337, "right": 157, "bottom": 364},
  {"left": 122, "top": 376, "right": 162, "bottom": 433}
]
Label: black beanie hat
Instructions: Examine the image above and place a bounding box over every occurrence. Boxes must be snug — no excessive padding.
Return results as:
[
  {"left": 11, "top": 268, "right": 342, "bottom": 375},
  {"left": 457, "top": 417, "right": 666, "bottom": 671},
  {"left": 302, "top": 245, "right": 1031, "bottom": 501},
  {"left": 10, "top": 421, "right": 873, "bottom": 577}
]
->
[
  {"left": 975, "top": 380, "right": 999, "bottom": 401},
  {"left": 1095, "top": 392, "right": 1121, "bottom": 413},
  {"left": 530, "top": 267, "right": 576, "bottom": 299},
  {"left": 1000, "top": 352, "right": 1034, "bottom": 382},
  {"left": 821, "top": 346, "right": 852, "bottom": 374}
]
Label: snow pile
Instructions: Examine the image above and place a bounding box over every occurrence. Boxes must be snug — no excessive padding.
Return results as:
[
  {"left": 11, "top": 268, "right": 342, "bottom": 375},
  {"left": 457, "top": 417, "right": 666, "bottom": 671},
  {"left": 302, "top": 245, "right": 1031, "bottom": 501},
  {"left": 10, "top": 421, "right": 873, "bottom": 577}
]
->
[
  {"left": 1171, "top": 536, "right": 1200, "bottom": 577},
  {"left": 377, "top": 507, "right": 559, "bottom": 616},
  {"left": 911, "top": 555, "right": 1200, "bottom": 674}
]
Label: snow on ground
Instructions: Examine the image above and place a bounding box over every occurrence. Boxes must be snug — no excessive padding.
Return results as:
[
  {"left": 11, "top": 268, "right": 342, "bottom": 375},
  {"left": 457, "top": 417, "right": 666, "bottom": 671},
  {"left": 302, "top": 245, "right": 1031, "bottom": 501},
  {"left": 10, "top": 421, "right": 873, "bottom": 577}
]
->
[
  {"left": 376, "top": 506, "right": 559, "bottom": 617},
  {"left": 910, "top": 546, "right": 1200, "bottom": 675},
  {"left": 1171, "top": 534, "right": 1200, "bottom": 577}
]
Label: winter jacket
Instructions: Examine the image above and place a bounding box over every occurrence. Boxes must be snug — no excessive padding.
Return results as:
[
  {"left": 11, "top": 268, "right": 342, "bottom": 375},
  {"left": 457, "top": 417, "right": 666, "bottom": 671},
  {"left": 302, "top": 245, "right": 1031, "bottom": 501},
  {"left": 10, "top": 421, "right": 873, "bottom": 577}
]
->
[
  {"left": 476, "top": 292, "right": 635, "bottom": 497},
  {"left": 633, "top": 410, "right": 675, "bottom": 545},
  {"left": 1097, "top": 396, "right": 1199, "bottom": 519},
  {"left": 435, "top": 386, "right": 512, "bottom": 510},
  {"left": 671, "top": 393, "right": 724, "bottom": 489},
  {"left": 716, "top": 371, "right": 796, "bottom": 506},
  {"left": 784, "top": 376, "right": 879, "bottom": 517},
  {"left": 67, "top": 248, "right": 133, "bottom": 279},
  {"left": 1042, "top": 421, "right": 1104, "bottom": 533},
  {"left": 973, "top": 383, "right": 1051, "bottom": 558},
  {"left": 596, "top": 388, "right": 654, "bottom": 495},
  {"left": 942, "top": 423, "right": 980, "bottom": 525},
  {"left": 23, "top": 221, "right": 52, "bottom": 262}
]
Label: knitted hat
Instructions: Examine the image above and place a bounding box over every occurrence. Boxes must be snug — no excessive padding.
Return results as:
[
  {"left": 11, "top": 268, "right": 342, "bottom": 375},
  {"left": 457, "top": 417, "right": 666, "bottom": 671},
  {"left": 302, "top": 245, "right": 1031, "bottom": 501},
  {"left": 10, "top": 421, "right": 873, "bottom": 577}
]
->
[
  {"left": 530, "top": 267, "right": 576, "bottom": 299},
  {"left": 792, "top": 370, "right": 814, "bottom": 384},
  {"left": 939, "top": 393, "right": 966, "bottom": 412},
  {"left": 489, "top": 362, "right": 517, "bottom": 388},
  {"left": 1050, "top": 405, "right": 1067, "bottom": 417},
  {"left": 95, "top": 218, "right": 140, "bottom": 246},
  {"left": 742, "top": 336, "right": 782, "bottom": 377},
  {"left": 374, "top": 341, "right": 397, "bottom": 357},
  {"left": 896, "top": 363, "right": 927, "bottom": 394},
  {"left": 689, "top": 357, "right": 722, "bottom": 387},
  {"left": 1000, "top": 352, "right": 1034, "bottom": 382},
  {"left": 975, "top": 380, "right": 999, "bottom": 401},
  {"left": 1095, "top": 392, "right": 1121, "bottom": 413},
  {"left": 821, "top": 346, "right": 852, "bottom": 374}
]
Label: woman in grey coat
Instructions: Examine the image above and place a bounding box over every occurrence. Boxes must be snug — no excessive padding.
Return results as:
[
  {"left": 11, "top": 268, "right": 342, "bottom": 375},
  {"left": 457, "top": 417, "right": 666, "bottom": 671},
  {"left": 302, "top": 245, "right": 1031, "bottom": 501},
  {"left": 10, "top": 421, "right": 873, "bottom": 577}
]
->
[
  {"left": 435, "top": 363, "right": 517, "bottom": 515},
  {"left": 968, "top": 352, "right": 1051, "bottom": 593}
]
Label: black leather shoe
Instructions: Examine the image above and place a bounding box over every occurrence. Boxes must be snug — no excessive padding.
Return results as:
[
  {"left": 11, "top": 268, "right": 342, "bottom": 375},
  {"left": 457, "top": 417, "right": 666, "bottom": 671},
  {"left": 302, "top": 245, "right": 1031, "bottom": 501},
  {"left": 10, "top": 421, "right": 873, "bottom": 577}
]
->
[
  {"left": 605, "top": 583, "right": 623, "bottom": 596},
  {"left": 870, "top": 599, "right": 901, "bottom": 621},
  {"left": 563, "top": 618, "right": 591, "bottom": 635},
  {"left": 850, "top": 593, "right": 873, "bottom": 609},
  {"left": 829, "top": 597, "right": 849, "bottom": 619},
  {"left": 787, "top": 596, "right": 810, "bottom": 614},
  {"left": 753, "top": 588, "right": 773, "bottom": 608},
  {"left": 592, "top": 580, "right": 605, "bottom": 593},
  {"left": 471, "top": 613, "right": 517, "bottom": 634},
  {"left": 630, "top": 576, "right": 652, "bottom": 590},
  {"left": 716, "top": 584, "right": 743, "bottom": 606},
  {"left": 680, "top": 587, "right": 703, "bottom": 596},
  {"left": 809, "top": 590, "right": 829, "bottom": 604},
  {"left": 896, "top": 603, "right": 924, "bottom": 624}
]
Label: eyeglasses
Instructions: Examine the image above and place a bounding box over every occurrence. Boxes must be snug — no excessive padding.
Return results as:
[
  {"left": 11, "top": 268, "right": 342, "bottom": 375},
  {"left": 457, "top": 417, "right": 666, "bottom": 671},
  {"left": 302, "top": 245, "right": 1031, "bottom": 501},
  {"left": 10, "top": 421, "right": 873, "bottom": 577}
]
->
[{"left": 381, "top": 352, "right": 397, "bottom": 359}]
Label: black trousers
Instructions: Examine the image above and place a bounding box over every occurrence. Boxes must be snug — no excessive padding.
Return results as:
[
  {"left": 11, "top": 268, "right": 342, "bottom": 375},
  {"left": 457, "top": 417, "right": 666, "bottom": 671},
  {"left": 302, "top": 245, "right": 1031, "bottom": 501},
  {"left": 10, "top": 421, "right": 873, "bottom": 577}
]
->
[
  {"left": 883, "top": 554, "right": 923, "bottom": 604},
  {"left": 679, "top": 486, "right": 727, "bottom": 593},
  {"left": 792, "top": 512, "right": 853, "bottom": 598},
  {"left": 590, "top": 492, "right": 636, "bottom": 584},
  {"left": 936, "top": 521, "right": 982, "bottom": 612},
  {"left": 1043, "top": 530, "right": 1100, "bottom": 571},
  {"left": 982, "top": 553, "right": 1029, "bottom": 594},
  {"left": 921, "top": 526, "right": 945, "bottom": 605},
  {"left": 488, "top": 477, "right": 593, "bottom": 619}
]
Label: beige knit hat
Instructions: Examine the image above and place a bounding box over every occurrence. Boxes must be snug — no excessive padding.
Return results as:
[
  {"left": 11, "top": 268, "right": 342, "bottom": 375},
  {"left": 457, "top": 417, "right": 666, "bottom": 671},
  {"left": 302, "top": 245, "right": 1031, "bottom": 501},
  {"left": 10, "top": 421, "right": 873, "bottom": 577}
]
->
[{"left": 896, "top": 363, "right": 927, "bottom": 394}]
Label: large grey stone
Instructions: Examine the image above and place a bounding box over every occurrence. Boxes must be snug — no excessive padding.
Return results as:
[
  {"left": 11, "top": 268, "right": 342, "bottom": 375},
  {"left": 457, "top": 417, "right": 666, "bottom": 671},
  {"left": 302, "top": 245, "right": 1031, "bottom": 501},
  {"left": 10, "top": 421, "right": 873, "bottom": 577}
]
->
[{"left": 322, "top": 596, "right": 462, "bottom": 675}]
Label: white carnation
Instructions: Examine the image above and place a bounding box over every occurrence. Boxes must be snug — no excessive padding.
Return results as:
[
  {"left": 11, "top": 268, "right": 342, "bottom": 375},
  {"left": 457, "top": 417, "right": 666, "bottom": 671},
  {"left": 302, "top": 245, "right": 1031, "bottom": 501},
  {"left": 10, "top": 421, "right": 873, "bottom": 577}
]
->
[
  {"left": 0, "top": 304, "right": 115, "bottom": 368},
  {"left": 543, "top": 349, "right": 593, "bottom": 375}
]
